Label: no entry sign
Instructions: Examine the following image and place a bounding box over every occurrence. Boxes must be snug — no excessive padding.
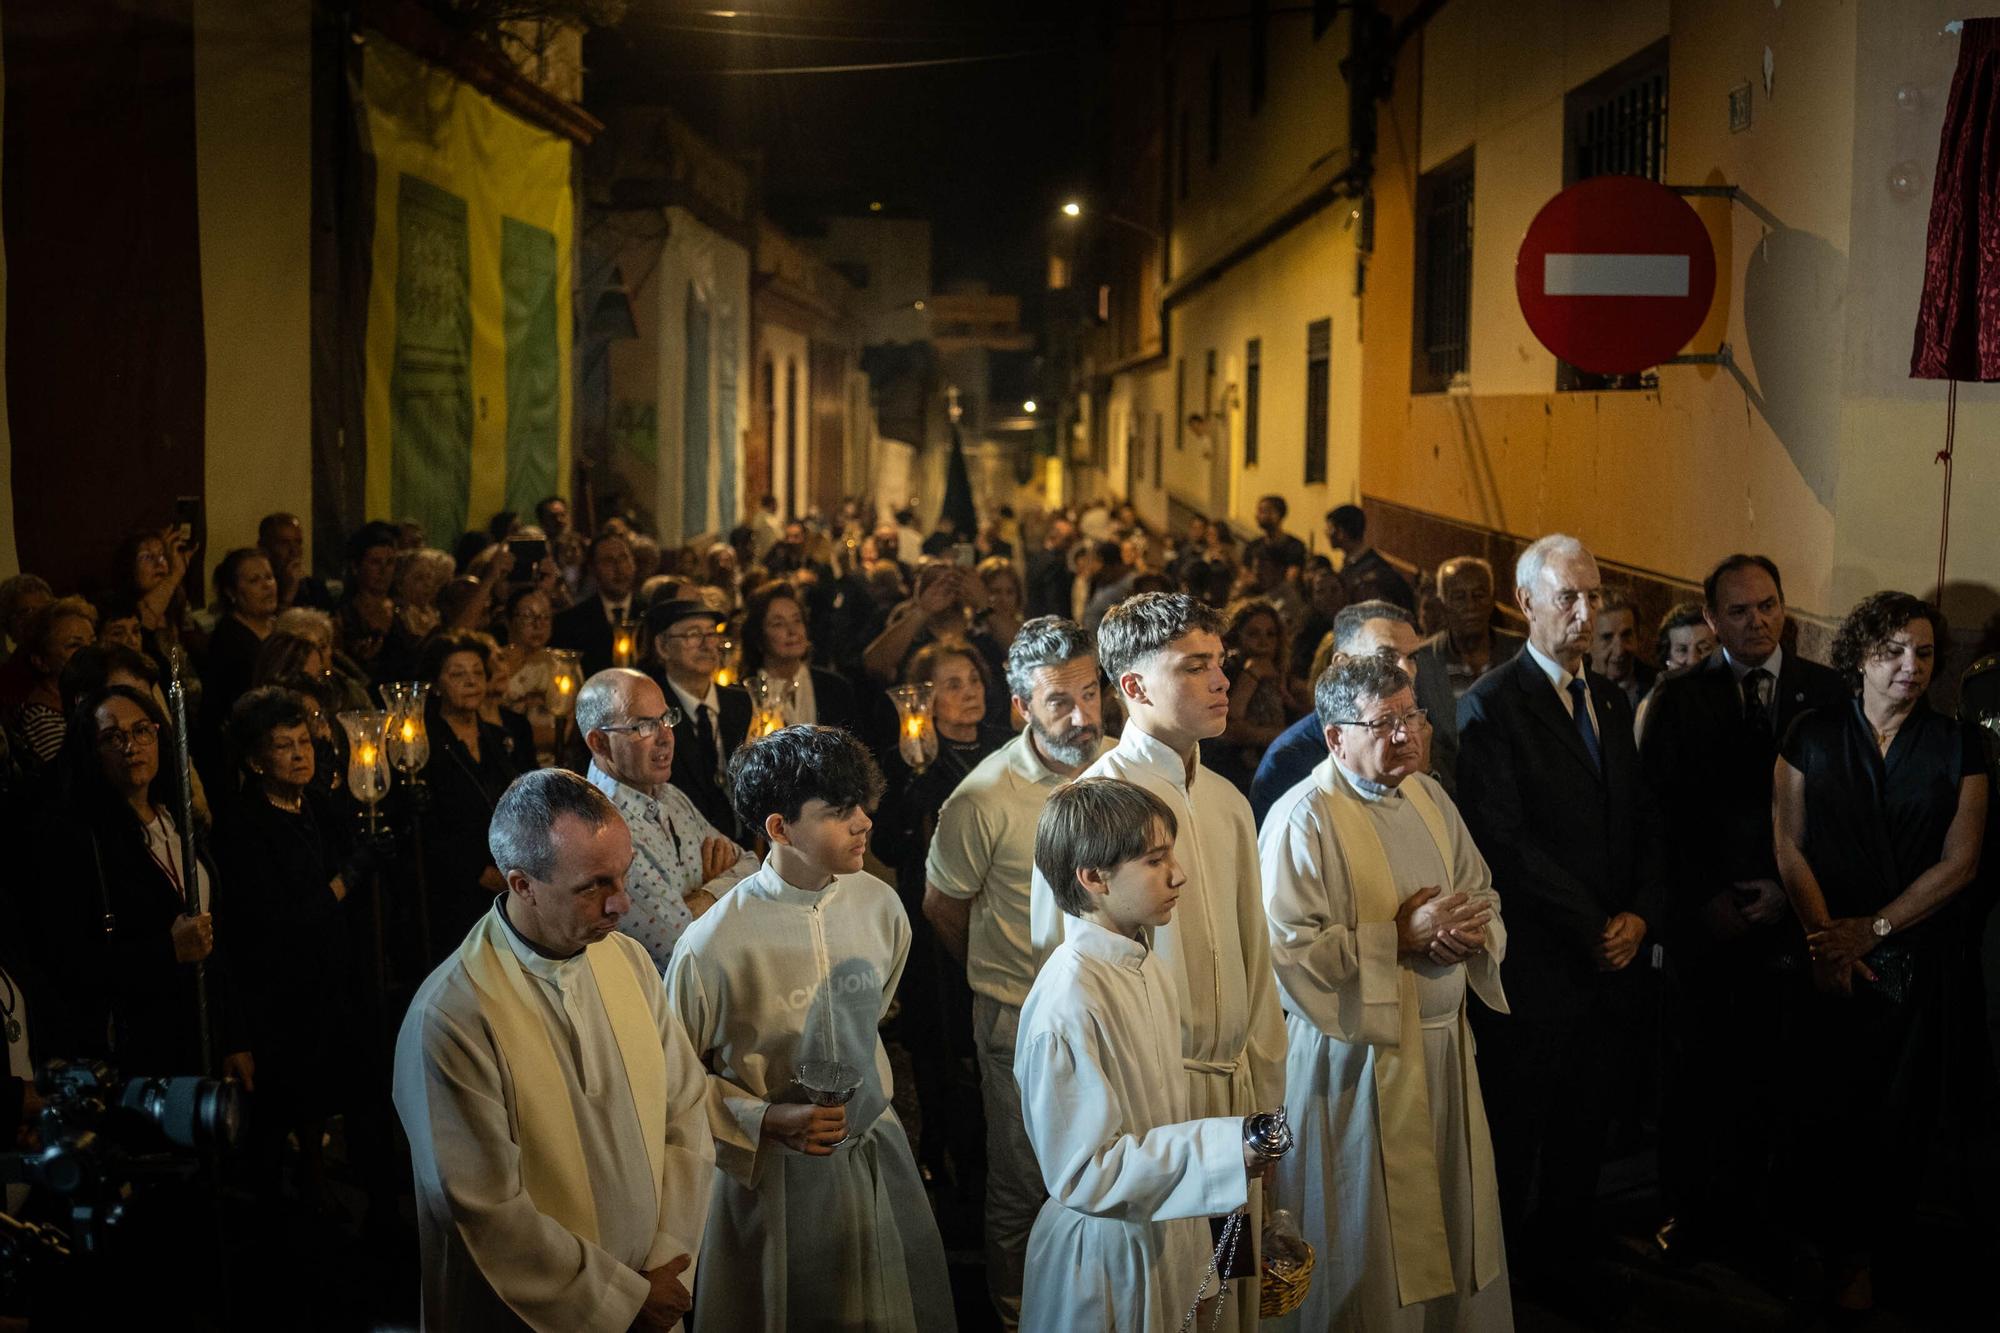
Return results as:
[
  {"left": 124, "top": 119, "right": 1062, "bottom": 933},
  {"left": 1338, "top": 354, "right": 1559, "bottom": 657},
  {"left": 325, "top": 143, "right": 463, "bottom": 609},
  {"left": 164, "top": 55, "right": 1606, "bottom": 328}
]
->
[{"left": 1515, "top": 175, "right": 1717, "bottom": 376}]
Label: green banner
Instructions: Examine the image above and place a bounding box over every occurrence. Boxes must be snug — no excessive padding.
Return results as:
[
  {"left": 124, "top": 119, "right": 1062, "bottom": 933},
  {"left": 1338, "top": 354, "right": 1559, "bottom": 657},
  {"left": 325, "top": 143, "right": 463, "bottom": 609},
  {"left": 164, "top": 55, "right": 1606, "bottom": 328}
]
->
[
  {"left": 502, "top": 216, "right": 559, "bottom": 515},
  {"left": 390, "top": 173, "right": 473, "bottom": 548}
]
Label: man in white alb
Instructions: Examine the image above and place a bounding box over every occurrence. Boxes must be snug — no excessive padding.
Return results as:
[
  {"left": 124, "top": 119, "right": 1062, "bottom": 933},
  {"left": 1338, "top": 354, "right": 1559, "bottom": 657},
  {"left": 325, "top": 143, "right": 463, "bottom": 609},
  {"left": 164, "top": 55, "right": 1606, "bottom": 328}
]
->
[
  {"left": 923, "top": 615, "right": 1111, "bottom": 1328},
  {"left": 394, "top": 769, "right": 715, "bottom": 1331},
  {"left": 1262, "top": 654, "right": 1512, "bottom": 1330}
]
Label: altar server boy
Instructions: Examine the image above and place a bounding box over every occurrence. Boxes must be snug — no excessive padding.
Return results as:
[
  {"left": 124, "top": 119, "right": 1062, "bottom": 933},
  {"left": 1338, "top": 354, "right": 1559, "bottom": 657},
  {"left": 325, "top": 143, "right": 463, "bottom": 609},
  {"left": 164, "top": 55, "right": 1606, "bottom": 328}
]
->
[
  {"left": 1016, "top": 778, "right": 1267, "bottom": 1332},
  {"left": 665, "top": 725, "right": 954, "bottom": 1331}
]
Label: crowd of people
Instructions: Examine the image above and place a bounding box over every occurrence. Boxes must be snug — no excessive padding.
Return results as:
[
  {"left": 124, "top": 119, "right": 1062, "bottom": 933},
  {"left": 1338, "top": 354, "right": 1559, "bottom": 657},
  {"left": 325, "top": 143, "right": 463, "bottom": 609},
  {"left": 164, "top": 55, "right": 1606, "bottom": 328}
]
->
[{"left": 0, "top": 488, "right": 1991, "bottom": 1330}]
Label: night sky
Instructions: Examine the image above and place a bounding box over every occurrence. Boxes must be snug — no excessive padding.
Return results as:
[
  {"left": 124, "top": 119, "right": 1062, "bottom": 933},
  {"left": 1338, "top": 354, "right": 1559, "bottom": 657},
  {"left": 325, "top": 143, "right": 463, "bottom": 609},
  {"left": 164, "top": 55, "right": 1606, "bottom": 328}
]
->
[{"left": 584, "top": 1, "right": 1099, "bottom": 294}]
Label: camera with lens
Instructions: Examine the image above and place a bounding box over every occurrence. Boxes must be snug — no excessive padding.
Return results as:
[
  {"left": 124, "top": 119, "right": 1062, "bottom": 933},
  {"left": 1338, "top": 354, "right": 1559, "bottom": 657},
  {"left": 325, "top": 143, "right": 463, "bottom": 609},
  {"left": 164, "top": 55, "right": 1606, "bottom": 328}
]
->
[{"left": 2, "top": 1058, "right": 242, "bottom": 1317}]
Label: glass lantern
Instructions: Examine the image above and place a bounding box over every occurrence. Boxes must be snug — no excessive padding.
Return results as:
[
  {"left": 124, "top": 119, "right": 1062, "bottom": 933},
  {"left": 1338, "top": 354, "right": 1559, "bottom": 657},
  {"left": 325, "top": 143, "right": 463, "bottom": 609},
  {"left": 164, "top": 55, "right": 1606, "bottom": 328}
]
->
[
  {"left": 712, "top": 634, "right": 739, "bottom": 688},
  {"left": 338, "top": 709, "right": 392, "bottom": 833},
  {"left": 547, "top": 649, "right": 584, "bottom": 720},
  {"left": 744, "top": 673, "right": 790, "bottom": 738},
  {"left": 889, "top": 682, "right": 938, "bottom": 773},
  {"left": 380, "top": 681, "right": 431, "bottom": 778},
  {"left": 610, "top": 619, "right": 642, "bottom": 669}
]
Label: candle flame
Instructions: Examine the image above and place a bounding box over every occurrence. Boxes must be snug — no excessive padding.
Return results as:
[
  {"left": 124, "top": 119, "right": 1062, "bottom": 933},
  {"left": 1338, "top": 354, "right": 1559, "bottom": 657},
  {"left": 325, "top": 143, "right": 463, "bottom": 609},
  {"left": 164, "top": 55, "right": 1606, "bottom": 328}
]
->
[
  {"left": 714, "top": 667, "right": 736, "bottom": 687},
  {"left": 905, "top": 717, "right": 924, "bottom": 737},
  {"left": 615, "top": 635, "right": 632, "bottom": 655},
  {"left": 400, "top": 719, "right": 416, "bottom": 742},
  {"left": 557, "top": 676, "right": 573, "bottom": 694},
  {"left": 359, "top": 744, "right": 377, "bottom": 765}
]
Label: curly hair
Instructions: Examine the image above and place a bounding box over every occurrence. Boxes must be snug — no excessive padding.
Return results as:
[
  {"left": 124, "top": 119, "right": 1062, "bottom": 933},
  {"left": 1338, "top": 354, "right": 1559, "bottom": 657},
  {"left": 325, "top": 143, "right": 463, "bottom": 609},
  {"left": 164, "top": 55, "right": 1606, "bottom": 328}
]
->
[
  {"left": 1829, "top": 591, "right": 1943, "bottom": 688},
  {"left": 728, "top": 724, "right": 885, "bottom": 829}
]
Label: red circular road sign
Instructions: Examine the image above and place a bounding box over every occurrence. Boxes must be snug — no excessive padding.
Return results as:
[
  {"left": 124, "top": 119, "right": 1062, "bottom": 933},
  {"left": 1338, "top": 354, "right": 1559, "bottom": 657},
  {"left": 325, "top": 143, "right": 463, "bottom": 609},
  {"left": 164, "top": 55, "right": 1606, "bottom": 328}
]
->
[{"left": 1515, "top": 175, "right": 1717, "bottom": 376}]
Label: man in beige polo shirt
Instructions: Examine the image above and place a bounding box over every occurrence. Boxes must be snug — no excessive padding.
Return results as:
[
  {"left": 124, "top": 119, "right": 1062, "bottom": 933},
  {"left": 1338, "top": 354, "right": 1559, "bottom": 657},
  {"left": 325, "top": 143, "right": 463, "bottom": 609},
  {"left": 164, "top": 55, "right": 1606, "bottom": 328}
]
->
[{"left": 923, "top": 617, "right": 1111, "bottom": 1330}]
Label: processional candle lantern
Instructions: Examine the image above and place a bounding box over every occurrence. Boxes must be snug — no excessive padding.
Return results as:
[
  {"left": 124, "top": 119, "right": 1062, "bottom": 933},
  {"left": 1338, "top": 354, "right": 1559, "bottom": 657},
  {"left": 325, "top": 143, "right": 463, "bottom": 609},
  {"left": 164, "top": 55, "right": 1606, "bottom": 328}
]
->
[
  {"left": 743, "top": 673, "right": 790, "bottom": 738},
  {"left": 339, "top": 710, "right": 392, "bottom": 834},
  {"left": 611, "top": 619, "right": 641, "bottom": 669},
  {"left": 547, "top": 650, "right": 583, "bottom": 720},
  {"left": 889, "top": 683, "right": 937, "bottom": 773},
  {"left": 713, "top": 633, "right": 739, "bottom": 688},
  {"left": 380, "top": 681, "right": 431, "bottom": 778}
]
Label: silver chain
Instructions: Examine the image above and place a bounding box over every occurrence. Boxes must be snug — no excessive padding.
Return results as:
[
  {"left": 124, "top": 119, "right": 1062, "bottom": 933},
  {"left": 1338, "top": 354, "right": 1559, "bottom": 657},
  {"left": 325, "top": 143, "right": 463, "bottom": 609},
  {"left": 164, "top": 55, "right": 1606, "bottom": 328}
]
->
[{"left": 1179, "top": 1209, "right": 1244, "bottom": 1333}]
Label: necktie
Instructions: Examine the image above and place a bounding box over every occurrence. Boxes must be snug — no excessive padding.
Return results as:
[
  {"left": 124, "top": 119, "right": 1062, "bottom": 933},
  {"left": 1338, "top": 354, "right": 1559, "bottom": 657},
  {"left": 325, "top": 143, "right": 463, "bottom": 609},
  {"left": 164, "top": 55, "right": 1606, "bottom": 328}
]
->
[
  {"left": 1743, "top": 668, "right": 1774, "bottom": 742},
  {"left": 1568, "top": 677, "right": 1601, "bottom": 772},
  {"left": 693, "top": 704, "right": 719, "bottom": 786}
]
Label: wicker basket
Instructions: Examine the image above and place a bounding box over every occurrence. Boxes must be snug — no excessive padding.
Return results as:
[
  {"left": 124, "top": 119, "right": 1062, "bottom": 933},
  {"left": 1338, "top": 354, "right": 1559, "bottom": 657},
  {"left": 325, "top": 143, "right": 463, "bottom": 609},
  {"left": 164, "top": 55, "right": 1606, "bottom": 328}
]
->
[{"left": 1259, "top": 1239, "right": 1315, "bottom": 1317}]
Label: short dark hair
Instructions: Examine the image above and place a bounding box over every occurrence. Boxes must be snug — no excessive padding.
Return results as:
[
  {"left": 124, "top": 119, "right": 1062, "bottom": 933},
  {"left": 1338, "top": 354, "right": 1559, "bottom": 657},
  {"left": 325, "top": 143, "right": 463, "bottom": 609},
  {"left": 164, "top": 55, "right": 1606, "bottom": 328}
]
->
[
  {"left": 1702, "top": 553, "right": 1785, "bottom": 610},
  {"left": 212, "top": 547, "right": 268, "bottom": 611},
  {"left": 729, "top": 724, "right": 885, "bottom": 830},
  {"left": 534, "top": 495, "right": 567, "bottom": 525},
  {"left": 1328, "top": 505, "right": 1366, "bottom": 540},
  {"left": 489, "top": 769, "right": 620, "bottom": 881},
  {"left": 59, "top": 643, "right": 158, "bottom": 714},
  {"left": 58, "top": 685, "right": 181, "bottom": 821},
  {"left": 419, "top": 629, "right": 491, "bottom": 686},
  {"left": 1259, "top": 494, "right": 1288, "bottom": 519},
  {"left": 738, "top": 579, "right": 807, "bottom": 679},
  {"left": 228, "top": 685, "right": 311, "bottom": 772},
  {"left": 586, "top": 532, "right": 632, "bottom": 567},
  {"left": 1035, "top": 778, "right": 1178, "bottom": 918},
  {"left": 252, "top": 631, "right": 323, "bottom": 687},
  {"left": 345, "top": 520, "right": 399, "bottom": 569},
  {"left": 1830, "top": 590, "right": 1943, "bottom": 688},
  {"left": 1097, "top": 592, "right": 1225, "bottom": 681},
  {"left": 1331, "top": 599, "right": 1414, "bottom": 653},
  {"left": 1655, "top": 601, "right": 1709, "bottom": 663},
  {"left": 257, "top": 512, "right": 300, "bottom": 544},
  {"left": 906, "top": 639, "right": 990, "bottom": 694}
]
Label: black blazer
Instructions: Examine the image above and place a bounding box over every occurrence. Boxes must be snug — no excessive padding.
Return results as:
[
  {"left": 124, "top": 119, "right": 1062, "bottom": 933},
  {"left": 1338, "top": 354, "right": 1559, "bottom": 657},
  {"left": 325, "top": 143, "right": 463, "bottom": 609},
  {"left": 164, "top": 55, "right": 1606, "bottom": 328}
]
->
[
  {"left": 1456, "top": 649, "right": 1667, "bottom": 1017},
  {"left": 1639, "top": 650, "right": 1847, "bottom": 959},
  {"left": 550, "top": 595, "right": 632, "bottom": 678},
  {"left": 807, "top": 667, "right": 859, "bottom": 734},
  {"left": 651, "top": 674, "right": 752, "bottom": 839}
]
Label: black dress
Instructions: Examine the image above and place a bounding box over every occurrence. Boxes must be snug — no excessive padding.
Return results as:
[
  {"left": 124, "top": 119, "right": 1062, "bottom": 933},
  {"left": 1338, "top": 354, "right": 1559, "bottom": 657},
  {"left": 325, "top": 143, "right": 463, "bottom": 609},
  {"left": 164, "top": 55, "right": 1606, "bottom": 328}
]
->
[
  {"left": 876, "top": 723, "right": 1008, "bottom": 1186},
  {"left": 418, "top": 702, "right": 521, "bottom": 956},
  {"left": 1781, "top": 697, "right": 1987, "bottom": 1253},
  {"left": 197, "top": 615, "right": 264, "bottom": 782},
  {"left": 212, "top": 786, "right": 359, "bottom": 1120}
]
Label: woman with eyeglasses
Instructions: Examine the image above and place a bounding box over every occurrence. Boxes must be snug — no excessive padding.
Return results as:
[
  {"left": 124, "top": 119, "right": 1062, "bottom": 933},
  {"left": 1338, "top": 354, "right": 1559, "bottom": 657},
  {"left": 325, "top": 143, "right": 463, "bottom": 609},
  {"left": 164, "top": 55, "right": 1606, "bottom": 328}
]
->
[
  {"left": 42, "top": 686, "right": 251, "bottom": 1081},
  {"left": 417, "top": 631, "right": 524, "bottom": 954},
  {"left": 495, "top": 585, "right": 560, "bottom": 765},
  {"left": 736, "top": 580, "right": 857, "bottom": 731}
]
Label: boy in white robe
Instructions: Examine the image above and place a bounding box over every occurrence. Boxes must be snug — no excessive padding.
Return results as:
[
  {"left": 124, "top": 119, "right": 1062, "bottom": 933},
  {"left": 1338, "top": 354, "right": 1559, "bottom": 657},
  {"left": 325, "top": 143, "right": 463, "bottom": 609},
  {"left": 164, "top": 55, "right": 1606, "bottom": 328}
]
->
[
  {"left": 665, "top": 724, "right": 955, "bottom": 1332},
  {"left": 1017, "top": 777, "right": 1266, "bottom": 1333},
  {"left": 1261, "top": 655, "right": 1512, "bottom": 1330},
  {"left": 394, "top": 770, "right": 715, "bottom": 1333},
  {"left": 1036, "top": 591, "right": 1288, "bottom": 1330}
]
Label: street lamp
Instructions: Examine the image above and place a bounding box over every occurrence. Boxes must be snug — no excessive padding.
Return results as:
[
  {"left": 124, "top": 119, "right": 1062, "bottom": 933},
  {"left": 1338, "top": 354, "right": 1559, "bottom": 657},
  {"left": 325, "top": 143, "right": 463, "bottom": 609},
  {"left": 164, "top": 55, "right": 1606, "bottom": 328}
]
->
[
  {"left": 1024, "top": 399, "right": 1038, "bottom": 414},
  {"left": 1058, "top": 200, "right": 1161, "bottom": 243},
  {"left": 1061, "top": 200, "right": 1082, "bottom": 217}
]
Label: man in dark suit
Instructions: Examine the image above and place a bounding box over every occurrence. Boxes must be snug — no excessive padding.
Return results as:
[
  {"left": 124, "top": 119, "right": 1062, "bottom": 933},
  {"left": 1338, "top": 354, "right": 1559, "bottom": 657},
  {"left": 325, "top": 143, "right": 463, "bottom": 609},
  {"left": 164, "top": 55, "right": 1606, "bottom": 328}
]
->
[
  {"left": 1326, "top": 503, "right": 1416, "bottom": 612},
  {"left": 1024, "top": 518, "right": 1077, "bottom": 620},
  {"left": 643, "top": 598, "right": 751, "bottom": 840},
  {"left": 1455, "top": 533, "right": 1665, "bottom": 1289},
  {"left": 1591, "top": 585, "right": 1660, "bottom": 715},
  {"left": 550, "top": 532, "right": 638, "bottom": 676},
  {"left": 1639, "top": 554, "right": 1846, "bottom": 1262}
]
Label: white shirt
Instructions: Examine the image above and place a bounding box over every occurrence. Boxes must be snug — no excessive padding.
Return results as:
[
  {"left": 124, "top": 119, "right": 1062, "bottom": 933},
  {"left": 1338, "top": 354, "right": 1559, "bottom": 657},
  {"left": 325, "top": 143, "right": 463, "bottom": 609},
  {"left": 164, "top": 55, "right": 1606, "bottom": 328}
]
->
[
  {"left": 600, "top": 594, "right": 632, "bottom": 626},
  {"left": 927, "top": 730, "right": 1112, "bottom": 1009},
  {"left": 587, "top": 763, "right": 756, "bottom": 969},
  {"left": 1523, "top": 638, "right": 1601, "bottom": 737},
  {"left": 666, "top": 678, "right": 725, "bottom": 769}
]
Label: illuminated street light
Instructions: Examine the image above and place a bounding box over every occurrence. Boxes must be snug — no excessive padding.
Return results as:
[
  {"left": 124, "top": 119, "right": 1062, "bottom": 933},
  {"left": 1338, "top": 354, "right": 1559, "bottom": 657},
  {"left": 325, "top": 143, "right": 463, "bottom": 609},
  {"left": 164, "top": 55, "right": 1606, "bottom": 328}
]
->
[
  {"left": 1061, "top": 201, "right": 1082, "bottom": 217},
  {"left": 1056, "top": 199, "right": 1160, "bottom": 242},
  {"left": 1024, "top": 400, "right": 1038, "bottom": 413}
]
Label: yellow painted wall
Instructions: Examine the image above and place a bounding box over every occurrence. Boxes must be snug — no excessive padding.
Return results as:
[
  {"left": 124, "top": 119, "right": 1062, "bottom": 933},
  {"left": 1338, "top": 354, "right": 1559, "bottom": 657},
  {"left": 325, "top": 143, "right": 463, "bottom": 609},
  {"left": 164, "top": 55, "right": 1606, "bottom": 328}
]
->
[
  {"left": 1361, "top": 0, "right": 2000, "bottom": 645},
  {"left": 194, "top": 0, "right": 312, "bottom": 579}
]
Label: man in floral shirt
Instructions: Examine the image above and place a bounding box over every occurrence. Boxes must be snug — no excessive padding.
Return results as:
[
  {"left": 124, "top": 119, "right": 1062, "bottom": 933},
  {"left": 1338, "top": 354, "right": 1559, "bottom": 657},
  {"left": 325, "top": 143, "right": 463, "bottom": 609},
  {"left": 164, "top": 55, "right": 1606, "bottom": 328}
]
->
[{"left": 579, "top": 669, "right": 758, "bottom": 967}]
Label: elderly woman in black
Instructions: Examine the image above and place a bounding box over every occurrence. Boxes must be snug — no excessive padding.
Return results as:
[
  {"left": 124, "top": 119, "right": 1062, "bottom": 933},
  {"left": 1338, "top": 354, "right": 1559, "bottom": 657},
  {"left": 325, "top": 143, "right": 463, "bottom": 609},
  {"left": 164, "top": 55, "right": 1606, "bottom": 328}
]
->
[
  {"left": 197, "top": 547, "right": 280, "bottom": 781},
  {"left": 43, "top": 686, "right": 250, "bottom": 1081},
  {"left": 213, "top": 687, "right": 373, "bottom": 1215},
  {"left": 417, "top": 630, "right": 521, "bottom": 953},
  {"left": 1774, "top": 591, "right": 1988, "bottom": 1313}
]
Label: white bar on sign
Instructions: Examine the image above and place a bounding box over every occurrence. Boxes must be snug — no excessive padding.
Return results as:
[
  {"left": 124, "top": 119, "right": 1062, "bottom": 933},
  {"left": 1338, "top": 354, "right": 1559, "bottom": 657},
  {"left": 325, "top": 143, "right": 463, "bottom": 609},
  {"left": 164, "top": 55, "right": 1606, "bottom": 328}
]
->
[{"left": 1543, "top": 253, "right": 1689, "bottom": 297}]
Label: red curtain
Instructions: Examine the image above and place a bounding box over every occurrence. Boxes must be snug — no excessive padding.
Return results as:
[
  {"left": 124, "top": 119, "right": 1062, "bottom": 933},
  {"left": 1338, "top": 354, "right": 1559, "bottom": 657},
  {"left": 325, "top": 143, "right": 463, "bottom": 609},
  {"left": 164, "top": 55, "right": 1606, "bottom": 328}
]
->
[{"left": 1913, "top": 19, "right": 2000, "bottom": 381}]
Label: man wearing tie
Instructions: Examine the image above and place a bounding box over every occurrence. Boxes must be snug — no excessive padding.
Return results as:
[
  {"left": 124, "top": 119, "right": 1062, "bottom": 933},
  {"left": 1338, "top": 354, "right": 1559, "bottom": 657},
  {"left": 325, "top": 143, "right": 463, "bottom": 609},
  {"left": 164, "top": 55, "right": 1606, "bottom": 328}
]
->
[
  {"left": 1455, "top": 533, "right": 1665, "bottom": 1296},
  {"left": 644, "top": 599, "right": 751, "bottom": 842},
  {"left": 552, "top": 533, "right": 640, "bottom": 676},
  {"left": 1638, "top": 554, "right": 1845, "bottom": 1265}
]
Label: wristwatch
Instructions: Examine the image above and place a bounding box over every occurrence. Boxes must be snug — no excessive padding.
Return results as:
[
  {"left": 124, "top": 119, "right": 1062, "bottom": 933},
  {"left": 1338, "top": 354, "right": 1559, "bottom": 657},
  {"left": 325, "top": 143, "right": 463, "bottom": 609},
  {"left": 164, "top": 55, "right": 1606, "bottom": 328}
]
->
[
  {"left": 1244, "top": 1108, "right": 1294, "bottom": 1163},
  {"left": 1871, "top": 916, "right": 1893, "bottom": 939}
]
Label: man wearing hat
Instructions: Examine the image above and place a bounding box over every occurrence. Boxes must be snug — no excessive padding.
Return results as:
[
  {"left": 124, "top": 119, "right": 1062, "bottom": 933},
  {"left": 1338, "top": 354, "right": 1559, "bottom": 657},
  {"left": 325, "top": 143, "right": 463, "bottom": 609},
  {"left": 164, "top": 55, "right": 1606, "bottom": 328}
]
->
[{"left": 645, "top": 598, "right": 752, "bottom": 841}]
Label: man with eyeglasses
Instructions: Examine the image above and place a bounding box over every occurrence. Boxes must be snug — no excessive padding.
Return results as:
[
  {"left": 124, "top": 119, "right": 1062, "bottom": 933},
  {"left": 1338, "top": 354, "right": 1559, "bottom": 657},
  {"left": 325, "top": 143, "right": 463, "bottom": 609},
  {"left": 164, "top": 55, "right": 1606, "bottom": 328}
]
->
[
  {"left": 644, "top": 600, "right": 751, "bottom": 841},
  {"left": 1261, "top": 652, "right": 1512, "bottom": 1329},
  {"left": 1455, "top": 533, "right": 1665, "bottom": 1304},
  {"left": 578, "top": 669, "right": 756, "bottom": 968},
  {"left": 1250, "top": 600, "right": 1458, "bottom": 827}
]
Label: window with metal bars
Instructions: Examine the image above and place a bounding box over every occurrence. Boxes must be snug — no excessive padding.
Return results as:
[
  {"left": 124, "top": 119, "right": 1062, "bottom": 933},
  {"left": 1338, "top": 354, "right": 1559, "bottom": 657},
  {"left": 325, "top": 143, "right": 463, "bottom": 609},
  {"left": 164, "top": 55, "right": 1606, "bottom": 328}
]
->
[
  {"left": 1411, "top": 151, "right": 1473, "bottom": 394},
  {"left": 1245, "top": 338, "right": 1261, "bottom": 467},
  {"left": 1304, "top": 319, "right": 1330, "bottom": 485},
  {"left": 1560, "top": 41, "right": 1669, "bottom": 391}
]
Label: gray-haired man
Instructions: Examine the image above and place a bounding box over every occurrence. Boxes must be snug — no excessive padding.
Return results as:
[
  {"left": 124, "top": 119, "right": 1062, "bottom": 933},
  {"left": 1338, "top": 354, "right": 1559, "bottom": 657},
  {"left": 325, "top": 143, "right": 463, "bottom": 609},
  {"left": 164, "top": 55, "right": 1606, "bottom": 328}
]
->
[
  {"left": 393, "top": 769, "right": 716, "bottom": 1332},
  {"left": 923, "top": 616, "right": 1112, "bottom": 1329}
]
